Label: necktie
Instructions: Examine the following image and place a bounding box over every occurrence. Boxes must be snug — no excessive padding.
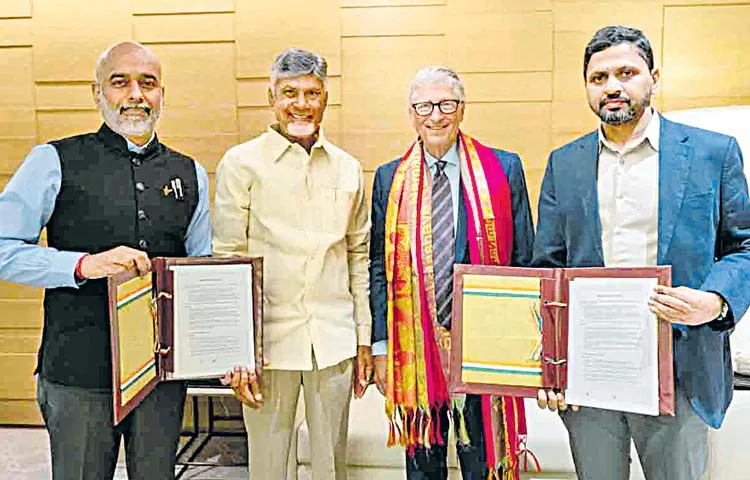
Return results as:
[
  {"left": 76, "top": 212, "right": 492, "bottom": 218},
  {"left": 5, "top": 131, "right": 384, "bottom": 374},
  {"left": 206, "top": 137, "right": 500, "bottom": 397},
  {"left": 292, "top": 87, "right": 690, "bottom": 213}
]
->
[{"left": 431, "top": 160, "right": 455, "bottom": 328}]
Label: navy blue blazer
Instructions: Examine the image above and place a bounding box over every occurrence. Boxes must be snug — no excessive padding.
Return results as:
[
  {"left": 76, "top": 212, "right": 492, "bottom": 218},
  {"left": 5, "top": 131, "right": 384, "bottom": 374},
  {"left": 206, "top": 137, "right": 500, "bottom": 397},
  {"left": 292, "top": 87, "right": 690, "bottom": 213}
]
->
[
  {"left": 532, "top": 116, "right": 750, "bottom": 428},
  {"left": 369, "top": 149, "right": 535, "bottom": 346}
]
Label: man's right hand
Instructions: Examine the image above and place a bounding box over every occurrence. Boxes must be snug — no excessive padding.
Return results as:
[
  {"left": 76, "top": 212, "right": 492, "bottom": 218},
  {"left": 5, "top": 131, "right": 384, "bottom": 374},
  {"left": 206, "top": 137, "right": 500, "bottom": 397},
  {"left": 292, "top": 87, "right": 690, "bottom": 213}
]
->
[
  {"left": 373, "top": 355, "right": 387, "bottom": 396},
  {"left": 79, "top": 246, "right": 151, "bottom": 279},
  {"left": 536, "top": 389, "right": 579, "bottom": 412},
  {"left": 221, "top": 366, "right": 264, "bottom": 409}
]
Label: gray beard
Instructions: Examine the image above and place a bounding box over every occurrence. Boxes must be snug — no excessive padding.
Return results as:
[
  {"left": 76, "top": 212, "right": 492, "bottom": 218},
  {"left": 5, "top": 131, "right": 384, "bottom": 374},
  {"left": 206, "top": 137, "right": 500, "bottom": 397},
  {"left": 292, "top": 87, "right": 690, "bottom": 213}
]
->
[
  {"left": 97, "top": 95, "right": 162, "bottom": 139},
  {"left": 598, "top": 96, "right": 650, "bottom": 126}
]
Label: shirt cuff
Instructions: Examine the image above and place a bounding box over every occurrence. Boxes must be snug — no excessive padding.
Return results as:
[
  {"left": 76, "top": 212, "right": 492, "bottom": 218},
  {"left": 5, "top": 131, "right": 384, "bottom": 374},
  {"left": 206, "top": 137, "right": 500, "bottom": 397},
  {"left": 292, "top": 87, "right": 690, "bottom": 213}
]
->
[
  {"left": 356, "top": 324, "right": 372, "bottom": 347},
  {"left": 372, "top": 340, "right": 387, "bottom": 356},
  {"left": 58, "top": 251, "right": 88, "bottom": 289}
]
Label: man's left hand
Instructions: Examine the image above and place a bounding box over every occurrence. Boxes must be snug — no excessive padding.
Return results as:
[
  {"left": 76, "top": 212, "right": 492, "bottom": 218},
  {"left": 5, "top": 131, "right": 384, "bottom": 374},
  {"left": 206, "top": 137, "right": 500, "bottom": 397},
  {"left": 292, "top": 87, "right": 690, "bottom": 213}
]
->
[
  {"left": 649, "top": 285, "right": 724, "bottom": 326},
  {"left": 353, "top": 345, "right": 373, "bottom": 399}
]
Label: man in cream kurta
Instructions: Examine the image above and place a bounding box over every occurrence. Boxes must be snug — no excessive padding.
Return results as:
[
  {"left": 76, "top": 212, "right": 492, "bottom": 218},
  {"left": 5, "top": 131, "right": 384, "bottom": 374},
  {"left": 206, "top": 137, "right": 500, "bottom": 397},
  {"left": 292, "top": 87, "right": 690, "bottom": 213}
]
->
[{"left": 213, "top": 48, "right": 372, "bottom": 480}]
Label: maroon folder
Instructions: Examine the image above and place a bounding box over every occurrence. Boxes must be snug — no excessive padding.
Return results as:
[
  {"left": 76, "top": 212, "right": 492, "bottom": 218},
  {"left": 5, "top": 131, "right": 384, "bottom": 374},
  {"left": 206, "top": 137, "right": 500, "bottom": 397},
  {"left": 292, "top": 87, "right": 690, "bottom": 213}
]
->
[
  {"left": 449, "top": 265, "right": 674, "bottom": 415},
  {"left": 108, "top": 256, "right": 263, "bottom": 424}
]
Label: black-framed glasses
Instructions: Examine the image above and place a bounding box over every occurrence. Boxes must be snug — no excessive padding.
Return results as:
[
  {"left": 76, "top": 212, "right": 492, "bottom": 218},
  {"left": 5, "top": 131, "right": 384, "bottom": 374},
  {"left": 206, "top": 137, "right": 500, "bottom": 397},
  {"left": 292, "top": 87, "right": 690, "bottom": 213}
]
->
[{"left": 411, "top": 99, "right": 462, "bottom": 116}]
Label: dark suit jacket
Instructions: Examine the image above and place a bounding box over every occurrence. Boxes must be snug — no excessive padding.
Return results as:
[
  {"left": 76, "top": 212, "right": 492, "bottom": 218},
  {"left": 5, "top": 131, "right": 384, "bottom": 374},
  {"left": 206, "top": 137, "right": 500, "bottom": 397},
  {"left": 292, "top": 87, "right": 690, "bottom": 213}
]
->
[
  {"left": 532, "top": 116, "right": 750, "bottom": 428},
  {"left": 369, "top": 148, "right": 535, "bottom": 346}
]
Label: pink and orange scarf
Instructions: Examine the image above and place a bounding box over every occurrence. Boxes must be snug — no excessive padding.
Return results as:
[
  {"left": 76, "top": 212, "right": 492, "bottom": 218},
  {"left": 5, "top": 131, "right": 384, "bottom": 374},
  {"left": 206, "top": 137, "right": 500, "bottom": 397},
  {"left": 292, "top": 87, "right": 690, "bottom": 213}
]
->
[{"left": 384, "top": 131, "right": 528, "bottom": 479}]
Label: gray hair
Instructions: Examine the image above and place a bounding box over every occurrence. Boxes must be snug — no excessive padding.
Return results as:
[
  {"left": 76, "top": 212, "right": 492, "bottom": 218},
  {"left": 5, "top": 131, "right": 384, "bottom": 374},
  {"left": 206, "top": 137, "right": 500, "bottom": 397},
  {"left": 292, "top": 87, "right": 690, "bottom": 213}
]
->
[
  {"left": 408, "top": 66, "right": 466, "bottom": 104},
  {"left": 270, "top": 48, "right": 328, "bottom": 89},
  {"left": 94, "top": 41, "right": 158, "bottom": 83}
]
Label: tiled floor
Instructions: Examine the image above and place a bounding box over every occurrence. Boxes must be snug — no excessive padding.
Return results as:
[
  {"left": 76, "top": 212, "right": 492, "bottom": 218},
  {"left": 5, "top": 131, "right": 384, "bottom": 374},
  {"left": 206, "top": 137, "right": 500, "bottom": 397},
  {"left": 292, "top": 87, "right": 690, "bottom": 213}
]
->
[{"left": 0, "top": 427, "right": 249, "bottom": 479}]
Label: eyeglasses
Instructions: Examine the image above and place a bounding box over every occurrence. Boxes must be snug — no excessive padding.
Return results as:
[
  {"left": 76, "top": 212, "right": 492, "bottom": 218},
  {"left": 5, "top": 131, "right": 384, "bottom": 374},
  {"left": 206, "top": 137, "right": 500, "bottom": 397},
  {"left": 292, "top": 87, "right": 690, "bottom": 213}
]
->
[{"left": 411, "top": 99, "right": 462, "bottom": 116}]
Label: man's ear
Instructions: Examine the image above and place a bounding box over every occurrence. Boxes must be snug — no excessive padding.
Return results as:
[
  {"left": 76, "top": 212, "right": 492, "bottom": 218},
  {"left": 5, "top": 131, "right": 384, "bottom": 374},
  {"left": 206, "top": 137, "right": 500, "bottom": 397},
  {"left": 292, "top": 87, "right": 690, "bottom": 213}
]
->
[
  {"left": 91, "top": 82, "right": 99, "bottom": 104},
  {"left": 267, "top": 86, "right": 274, "bottom": 107},
  {"left": 651, "top": 67, "right": 660, "bottom": 92}
]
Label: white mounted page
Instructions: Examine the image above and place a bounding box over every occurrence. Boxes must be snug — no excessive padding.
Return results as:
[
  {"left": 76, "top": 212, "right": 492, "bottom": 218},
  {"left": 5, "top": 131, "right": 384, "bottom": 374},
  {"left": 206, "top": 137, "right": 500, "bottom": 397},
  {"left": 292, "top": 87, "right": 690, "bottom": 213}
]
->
[
  {"left": 565, "top": 277, "right": 659, "bottom": 415},
  {"left": 171, "top": 264, "right": 254, "bottom": 379}
]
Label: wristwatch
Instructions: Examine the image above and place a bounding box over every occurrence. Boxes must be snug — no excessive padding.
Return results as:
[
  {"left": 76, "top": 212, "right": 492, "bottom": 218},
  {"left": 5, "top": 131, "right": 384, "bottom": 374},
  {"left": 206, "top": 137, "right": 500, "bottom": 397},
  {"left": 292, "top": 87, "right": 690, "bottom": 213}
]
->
[{"left": 715, "top": 297, "right": 730, "bottom": 322}]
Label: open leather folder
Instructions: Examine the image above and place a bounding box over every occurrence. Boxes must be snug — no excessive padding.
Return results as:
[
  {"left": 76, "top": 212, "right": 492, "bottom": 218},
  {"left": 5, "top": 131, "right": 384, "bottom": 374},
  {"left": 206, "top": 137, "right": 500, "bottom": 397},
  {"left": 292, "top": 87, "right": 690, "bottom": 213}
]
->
[
  {"left": 449, "top": 265, "right": 674, "bottom": 416},
  {"left": 107, "top": 256, "right": 263, "bottom": 425}
]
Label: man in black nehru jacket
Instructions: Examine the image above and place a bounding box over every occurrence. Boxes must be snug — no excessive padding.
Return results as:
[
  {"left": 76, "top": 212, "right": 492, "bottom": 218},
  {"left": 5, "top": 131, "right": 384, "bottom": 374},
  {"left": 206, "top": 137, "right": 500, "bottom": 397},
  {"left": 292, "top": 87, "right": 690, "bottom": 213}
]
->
[{"left": 0, "top": 41, "right": 211, "bottom": 479}]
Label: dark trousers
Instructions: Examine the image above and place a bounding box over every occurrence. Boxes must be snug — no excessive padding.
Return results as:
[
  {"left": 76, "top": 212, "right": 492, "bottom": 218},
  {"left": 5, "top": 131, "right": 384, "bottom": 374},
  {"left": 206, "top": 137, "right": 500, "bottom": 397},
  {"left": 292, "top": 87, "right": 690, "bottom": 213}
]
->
[
  {"left": 406, "top": 394, "right": 487, "bottom": 480},
  {"left": 36, "top": 375, "right": 187, "bottom": 480}
]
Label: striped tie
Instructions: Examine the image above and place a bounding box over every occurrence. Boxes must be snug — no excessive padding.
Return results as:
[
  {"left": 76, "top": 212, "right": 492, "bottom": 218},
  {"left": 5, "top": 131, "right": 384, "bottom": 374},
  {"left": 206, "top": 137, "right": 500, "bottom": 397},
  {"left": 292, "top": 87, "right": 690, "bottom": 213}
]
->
[{"left": 431, "top": 160, "right": 455, "bottom": 328}]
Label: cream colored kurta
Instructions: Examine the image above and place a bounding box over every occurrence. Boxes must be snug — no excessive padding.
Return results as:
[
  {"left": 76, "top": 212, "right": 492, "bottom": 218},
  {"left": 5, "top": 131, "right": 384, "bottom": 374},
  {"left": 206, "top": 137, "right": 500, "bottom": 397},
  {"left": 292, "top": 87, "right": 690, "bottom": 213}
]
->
[
  {"left": 598, "top": 111, "right": 661, "bottom": 267},
  {"left": 213, "top": 126, "right": 371, "bottom": 371}
]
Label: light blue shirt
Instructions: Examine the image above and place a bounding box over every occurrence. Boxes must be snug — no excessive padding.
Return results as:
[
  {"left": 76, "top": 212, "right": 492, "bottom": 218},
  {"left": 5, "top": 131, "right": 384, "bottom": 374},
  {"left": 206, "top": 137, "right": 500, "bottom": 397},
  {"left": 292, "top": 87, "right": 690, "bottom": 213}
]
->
[
  {"left": 0, "top": 133, "right": 212, "bottom": 289},
  {"left": 372, "top": 141, "right": 461, "bottom": 356}
]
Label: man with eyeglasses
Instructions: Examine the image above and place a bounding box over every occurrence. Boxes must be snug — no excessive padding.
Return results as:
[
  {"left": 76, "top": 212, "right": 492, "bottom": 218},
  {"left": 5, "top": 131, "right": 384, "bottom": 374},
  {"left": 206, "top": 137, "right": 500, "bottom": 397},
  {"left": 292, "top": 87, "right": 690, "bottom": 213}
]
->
[
  {"left": 0, "top": 41, "right": 211, "bottom": 478},
  {"left": 368, "top": 66, "right": 535, "bottom": 479}
]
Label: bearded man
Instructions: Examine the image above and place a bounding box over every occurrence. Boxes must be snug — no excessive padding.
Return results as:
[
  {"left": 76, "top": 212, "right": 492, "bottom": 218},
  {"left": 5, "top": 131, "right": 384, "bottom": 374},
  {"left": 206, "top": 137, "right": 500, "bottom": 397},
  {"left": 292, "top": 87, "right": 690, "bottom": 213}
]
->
[
  {"left": 0, "top": 41, "right": 211, "bottom": 479},
  {"left": 534, "top": 26, "right": 750, "bottom": 480}
]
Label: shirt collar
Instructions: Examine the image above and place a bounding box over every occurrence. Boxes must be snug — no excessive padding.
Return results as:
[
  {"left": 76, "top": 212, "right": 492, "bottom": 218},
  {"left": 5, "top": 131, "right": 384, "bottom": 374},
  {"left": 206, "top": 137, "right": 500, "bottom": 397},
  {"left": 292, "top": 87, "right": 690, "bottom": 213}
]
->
[
  {"left": 265, "top": 124, "right": 329, "bottom": 162},
  {"left": 125, "top": 132, "right": 156, "bottom": 154},
  {"left": 598, "top": 108, "right": 661, "bottom": 154},
  {"left": 423, "top": 140, "right": 459, "bottom": 170}
]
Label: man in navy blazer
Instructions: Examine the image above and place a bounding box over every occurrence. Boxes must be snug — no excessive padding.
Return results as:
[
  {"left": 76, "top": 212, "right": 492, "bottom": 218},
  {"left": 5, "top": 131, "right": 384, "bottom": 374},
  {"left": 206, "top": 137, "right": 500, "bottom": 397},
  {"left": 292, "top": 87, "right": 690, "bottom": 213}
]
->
[
  {"left": 534, "top": 26, "right": 750, "bottom": 479},
  {"left": 369, "top": 67, "right": 534, "bottom": 479}
]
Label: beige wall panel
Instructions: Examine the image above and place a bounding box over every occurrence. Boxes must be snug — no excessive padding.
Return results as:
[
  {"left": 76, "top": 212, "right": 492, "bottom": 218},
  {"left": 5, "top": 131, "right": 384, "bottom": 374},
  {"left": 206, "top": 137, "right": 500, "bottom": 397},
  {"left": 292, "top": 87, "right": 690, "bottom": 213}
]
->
[
  {"left": 340, "top": 36, "right": 445, "bottom": 169},
  {"left": 151, "top": 44, "right": 236, "bottom": 108},
  {"left": 0, "top": 400, "right": 42, "bottom": 425},
  {"left": 662, "top": 97, "right": 750, "bottom": 112},
  {"left": 0, "top": 282, "right": 42, "bottom": 301},
  {"left": 342, "top": 0, "right": 444, "bottom": 6},
  {"left": 32, "top": 0, "right": 132, "bottom": 82},
  {"left": 450, "top": 0, "right": 552, "bottom": 12},
  {"left": 525, "top": 166, "right": 546, "bottom": 212},
  {"left": 238, "top": 77, "right": 342, "bottom": 107},
  {"left": 662, "top": 6, "right": 750, "bottom": 101},
  {"left": 134, "top": 13, "right": 234, "bottom": 44},
  {"left": 0, "top": 48, "right": 33, "bottom": 106},
  {"left": 0, "top": 139, "right": 36, "bottom": 175},
  {"left": 341, "top": 5, "right": 443, "bottom": 37},
  {"left": 0, "top": 174, "right": 8, "bottom": 190},
  {"left": 0, "top": 0, "right": 31, "bottom": 18},
  {"left": 551, "top": 100, "right": 598, "bottom": 140},
  {"left": 158, "top": 108, "right": 237, "bottom": 139},
  {"left": 554, "top": 1, "right": 663, "bottom": 35},
  {"left": 0, "top": 301, "right": 42, "bottom": 329},
  {"left": 0, "top": 109, "right": 35, "bottom": 138},
  {"left": 0, "top": 331, "right": 40, "bottom": 354},
  {"left": 461, "top": 102, "right": 551, "bottom": 174},
  {"left": 0, "top": 354, "right": 37, "bottom": 398},
  {"left": 161, "top": 134, "right": 239, "bottom": 173},
  {"left": 0, "top": 18, "right": 31, "bottom": 46},
  {"left": 36, "top": 110, "right": 102, "bottom": 143},
  {"left": 35, "top": 83, "right": 94, "bottom": 111},
  {"left": 463, "top": 72, "right": 552, "bottom": 103},
  {"left": 132, "top": 0, "right": 235, "bottom": 14},
  {"left": 236, "top": 0, "right": 340, "bottom": 78},
  {"left": 664, "top": 0, "right": 750, "bottom": 4},
  {"left": 444, "top": 11, "right": 552, "bottom": 73}
]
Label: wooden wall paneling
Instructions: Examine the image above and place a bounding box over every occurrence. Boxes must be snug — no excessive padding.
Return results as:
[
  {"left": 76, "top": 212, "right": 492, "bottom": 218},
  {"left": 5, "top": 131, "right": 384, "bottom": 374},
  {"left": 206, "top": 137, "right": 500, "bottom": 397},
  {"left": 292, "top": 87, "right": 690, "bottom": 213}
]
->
[
  {"left": 452, "top": 0, "right": 552, "bottom": 12},
  {"left": 341, "top": 5, "right": 444, "bottom": 37},
  {"left": 662, "top": 5, "right": 750, "bottom": 109},
  {"left": 340, "top": 36, "right": 446, "bottom": 171},
  {"left": 0, "top": 0, "right": 31, "bottom": 18},
  {"left": 35, "top": 83, "right": 94, "bottom": 110},
  {"left": 664, "top": 0, "right": 750, "bottom": 4},
  {"left": 0, "top": 18, "right": 32, "bottom": 46},
  {"left": 134, "top": 13, "right": 234, "bottom": 44},
  {"left": 236, "top": 0, "right": 341, "bottom": 78},
  {"left": 0, "top": 301, "right": 42, "bottom": 329},
  {"left": 0, "top": 47, "right": 35, "bottom": 175},
  {"left": 32, "top": 0, "right": 132, "bottom": 82},
  {"left": 0, "top": 400, "right": 42, "bottom": 425},
  {"left": 149, "top": 43, "right": 239, "bottom": 173},
  {"left": 462, "top": 72, "right": 552, "bottom": 103},
  {"left": 342, "top": 0, "right": 444, "bottom": 7},
  {"left": 0, "top": 282, "right": 42, "bottom": 301},
  {"left": 131, "top": 0, "right": 235, "bottom": 15},
  {"left": 444, "top": 10, "right": 553, "bottom": 73},
  {"left": 0, "top": 331, "right": 40, "bottom": 355},
  {"left": 0, "top": 354, "right": 39, "bottom": 398},
  {"left": 36, "top": 111, "right": 102, "bottom": 144}
]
